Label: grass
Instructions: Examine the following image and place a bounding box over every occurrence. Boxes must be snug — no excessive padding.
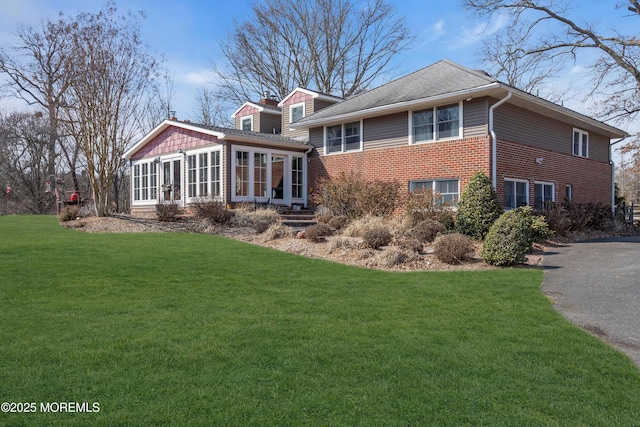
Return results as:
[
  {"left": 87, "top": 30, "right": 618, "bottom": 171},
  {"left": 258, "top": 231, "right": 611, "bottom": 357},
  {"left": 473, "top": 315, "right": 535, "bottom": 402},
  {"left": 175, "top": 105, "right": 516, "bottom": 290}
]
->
[{"left": 0, "top": 215, "right": 639, "bottom": 426}]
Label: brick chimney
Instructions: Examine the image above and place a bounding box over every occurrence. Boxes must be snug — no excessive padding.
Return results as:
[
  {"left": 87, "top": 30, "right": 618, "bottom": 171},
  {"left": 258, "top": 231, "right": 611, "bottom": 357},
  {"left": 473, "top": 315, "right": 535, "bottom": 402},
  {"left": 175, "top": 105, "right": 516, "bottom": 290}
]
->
[{"left": 258, "top": 90, "right": 279, "bottom": 107}]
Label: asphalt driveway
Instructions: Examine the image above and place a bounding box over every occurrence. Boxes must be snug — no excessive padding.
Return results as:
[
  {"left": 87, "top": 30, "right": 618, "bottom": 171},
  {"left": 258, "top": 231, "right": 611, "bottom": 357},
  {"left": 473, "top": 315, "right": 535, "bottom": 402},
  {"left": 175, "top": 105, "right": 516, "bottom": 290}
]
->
[{"left": 542, "top": 234, "right": 640, "bottom": 367}]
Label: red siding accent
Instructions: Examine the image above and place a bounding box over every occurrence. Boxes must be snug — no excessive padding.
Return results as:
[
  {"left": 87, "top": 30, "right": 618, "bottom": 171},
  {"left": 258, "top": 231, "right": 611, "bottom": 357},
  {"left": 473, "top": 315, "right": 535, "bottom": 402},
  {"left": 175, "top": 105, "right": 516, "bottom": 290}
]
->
[
  {"left": 282, "top": 90, "right": 313, "bottom": 107},
  {"left": 131, "top": 127, "right": 220, "bottom": 160}
]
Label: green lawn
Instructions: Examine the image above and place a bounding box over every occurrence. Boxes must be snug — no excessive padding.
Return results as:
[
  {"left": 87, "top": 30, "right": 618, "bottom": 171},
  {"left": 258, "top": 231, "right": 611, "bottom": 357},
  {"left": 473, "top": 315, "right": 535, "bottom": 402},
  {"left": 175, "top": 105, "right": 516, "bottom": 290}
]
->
[{"left": 1, "top": 215, "right": 639, "bottom": 426}]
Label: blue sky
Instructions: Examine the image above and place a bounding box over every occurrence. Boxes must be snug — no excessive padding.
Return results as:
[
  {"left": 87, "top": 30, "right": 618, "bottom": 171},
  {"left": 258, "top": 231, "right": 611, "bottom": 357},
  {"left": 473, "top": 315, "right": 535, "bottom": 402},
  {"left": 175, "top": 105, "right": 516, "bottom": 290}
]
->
[{"left": 0, "top": 0, "right": 637, "bottom": 138}]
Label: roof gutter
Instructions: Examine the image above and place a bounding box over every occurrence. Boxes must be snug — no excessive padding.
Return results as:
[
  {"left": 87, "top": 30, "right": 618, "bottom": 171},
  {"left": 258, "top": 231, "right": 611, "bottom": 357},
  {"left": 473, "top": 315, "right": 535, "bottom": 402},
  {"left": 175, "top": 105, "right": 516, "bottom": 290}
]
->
[{"left": 489, "top": 91, "right": 512, "bottom": 189}]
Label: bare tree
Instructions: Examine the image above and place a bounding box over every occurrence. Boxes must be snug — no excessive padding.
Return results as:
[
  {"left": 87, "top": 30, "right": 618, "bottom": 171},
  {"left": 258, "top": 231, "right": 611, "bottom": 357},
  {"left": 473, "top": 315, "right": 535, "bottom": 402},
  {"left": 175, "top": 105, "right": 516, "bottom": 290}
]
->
[
  {"left": 464, "top": 0, "right": 640, "bottom": 122},
  {"left": 0, "top": 17, "right": 77, "bottom": 190},
  {"left": 62, "top": 3, "right": 159, "bottom": 216},
  {"left": 0, "top": 111, "right": 56, "bottom": 213},
  {"left": 215, "top": 0, "right": 413, "bottom": 105},
  {"left": 190, "top": 84, "right": 233, "bottom": 128},
  {"left": 140, "top": 70, "right": 176, "bottom": 134}
]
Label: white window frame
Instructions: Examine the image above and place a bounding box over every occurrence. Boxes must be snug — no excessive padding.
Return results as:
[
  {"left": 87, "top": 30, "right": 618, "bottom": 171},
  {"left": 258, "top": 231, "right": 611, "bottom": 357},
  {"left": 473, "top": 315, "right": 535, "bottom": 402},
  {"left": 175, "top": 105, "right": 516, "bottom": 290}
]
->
[
  {"left": 565, "top": 184, "right": 572, "bottom": 201},
  {"left": 323, "top": 120, "right": 363, "bottom": 154},
  {"left": 132, "top": 159, "right": 159, "bottom": 204},
  {"left": 409, "top": 101, "right": 463, "bottom": 144},
  {"left": 504, "top": 178, "right": 529, "bottom": 210},
  {"left": 572, "top": 128, "right": 588, "bottom": 158},
  {"left": 182, "top": 147, "right": 224, "bottom": 203},
  {"left": 289, "top": 102, "right": 305, "bottom": 123},
  {"left": 534, "top": 181, "right": 555, "bottom": 208},
  {"left": 240, "top": 115, "right": 253, "bottom": 132},
  {"left": 231, "top": 146, "right": 307, "bottom": 205},
  {"left": 409, "top": 179, "right": 460, "bottom": 207}
]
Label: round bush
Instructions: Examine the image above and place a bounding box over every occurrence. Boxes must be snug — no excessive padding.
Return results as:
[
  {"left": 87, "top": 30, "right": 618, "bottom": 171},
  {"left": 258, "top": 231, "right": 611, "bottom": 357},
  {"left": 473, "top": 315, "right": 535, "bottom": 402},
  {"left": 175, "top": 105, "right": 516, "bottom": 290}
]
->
[
  {"left": 362, "top": 227, "right": 392, "bottom": 249},
  {"left": 412, "top": 219, "right": 446, "bottom": 243},
  {"left": 328, "top": 215, "right": 349, "bottom": 230},
  {"left": 482, "top": 206, "right": 552, "bottom": 266},
  {"left": 305, "top": 223, "right": 333, "bottom": 242},
  {"left": 455, "top": 172, "right": 502, "bottom": 240},
  {"left": 433, "top": 233, "right": 474, "bottom": 265}
]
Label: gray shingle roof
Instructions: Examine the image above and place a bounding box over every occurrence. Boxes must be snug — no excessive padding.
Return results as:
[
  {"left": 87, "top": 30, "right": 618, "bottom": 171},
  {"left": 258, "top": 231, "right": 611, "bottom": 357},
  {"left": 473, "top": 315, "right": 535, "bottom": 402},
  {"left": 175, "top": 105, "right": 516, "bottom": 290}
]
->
[
  {"left": 295, "top": 60, "right": 496, "bottom": 124},
  {"left": 176, "top": 121, "right": 308, "bottom": 146}
]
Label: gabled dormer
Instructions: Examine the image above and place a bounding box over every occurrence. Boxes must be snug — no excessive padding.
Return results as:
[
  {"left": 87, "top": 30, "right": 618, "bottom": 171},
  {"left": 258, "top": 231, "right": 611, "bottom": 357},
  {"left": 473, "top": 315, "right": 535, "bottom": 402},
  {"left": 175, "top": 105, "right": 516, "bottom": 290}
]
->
[
  {"left": 278, "top": 88, "right": 342, "bottom": 140},
  {"left": 231, "top": 93, "right": 282, "bottom": 134}
]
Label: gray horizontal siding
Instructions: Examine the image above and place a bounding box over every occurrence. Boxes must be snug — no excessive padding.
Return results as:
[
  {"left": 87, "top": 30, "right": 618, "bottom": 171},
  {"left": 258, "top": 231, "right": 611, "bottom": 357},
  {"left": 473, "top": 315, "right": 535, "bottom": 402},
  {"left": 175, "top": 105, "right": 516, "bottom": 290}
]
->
[
  {"left": 363, "top": 112, "right": 408, "bottom": 150},
  {"left": 494, "top": 101, "right": 610, "bottom": 162},
  {"left": 464, "top": 98, "right": 488, "bottom": 138},
  {"left": 309, "top": 127, "right": 325, "bottom": 155}
]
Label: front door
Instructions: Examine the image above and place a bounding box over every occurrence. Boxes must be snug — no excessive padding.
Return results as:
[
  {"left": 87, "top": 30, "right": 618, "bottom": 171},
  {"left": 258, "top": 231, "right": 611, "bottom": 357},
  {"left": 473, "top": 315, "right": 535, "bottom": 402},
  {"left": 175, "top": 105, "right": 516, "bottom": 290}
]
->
[{"left": 161, "top": 158, "right": 183, "bottom": 204}]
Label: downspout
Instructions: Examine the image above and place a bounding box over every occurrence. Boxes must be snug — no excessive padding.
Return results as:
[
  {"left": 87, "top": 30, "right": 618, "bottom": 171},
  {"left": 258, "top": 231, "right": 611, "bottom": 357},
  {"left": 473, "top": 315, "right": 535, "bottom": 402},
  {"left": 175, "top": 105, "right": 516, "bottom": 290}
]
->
[
  {"left": 489, "top": 91, "right": 512, "bottom": 189},
  {"left": 304, "top": 145, "right": 314, "bottom": 208},
  {"left": 610, "top": 136, "right": 628, "bottom": 212}
]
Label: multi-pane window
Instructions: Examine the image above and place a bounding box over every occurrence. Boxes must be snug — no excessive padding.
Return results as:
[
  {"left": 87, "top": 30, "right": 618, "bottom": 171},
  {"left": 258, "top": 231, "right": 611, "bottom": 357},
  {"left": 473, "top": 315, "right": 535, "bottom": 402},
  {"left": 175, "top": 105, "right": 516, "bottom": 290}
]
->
[
  {"left": 241, "top": 116, "right": 252, "bottom": 131},
  {"left": 141, "top": 163, "right": 149, "bottom": 200},
  {"left": 290, "top": 104, "right": 304, "bottom": 123},
  {"left": 504, "top": 179, "right": 528, "bottom": 210},
  {"left": 133, "top": 161, "right": 158, "bottom": 202},
  {"left": 187, "top": 155, "right": 197, "bottom": 198},
  {"left": 198, "top": 153, "right": 208, "bottom": 196},
  {"left": 292, "top": 157, "right": 303, "bottom": 199},
  {"left": 534, "top": 182, "right": 554, "bottom": 208},
  {"left": 149, "top": 162, "right": 157, "bottom": 200},
  {"left": 409, "top": 179, "right": 459, "bottom": 206},
  {"left": 254, "top": 153, "right": 267, "bottom": 198},
  {"left": 413, "top": 103, "right": 460, "bottom": 143},
  {"left": 235, "top": 151, "right": 249, "bottom": 196},
  {"left": 326, "top": 122, "right": 361, "bottom": 153},
  {"left": 211, "top": 151, "right": 221, "bottom": 197},
  {"left": 133, "top": 164, "right": 140, "bottom": 201},
  {"left": 573, "top": 128, "right": 588, "bottom": 157}
]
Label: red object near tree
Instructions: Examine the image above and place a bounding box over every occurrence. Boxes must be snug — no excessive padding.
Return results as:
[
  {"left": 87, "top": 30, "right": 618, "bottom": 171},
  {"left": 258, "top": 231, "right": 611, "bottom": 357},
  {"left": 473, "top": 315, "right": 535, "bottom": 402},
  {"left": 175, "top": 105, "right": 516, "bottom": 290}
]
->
[{"left": 70, "top": 192, "right": 78, "bottom": 202}]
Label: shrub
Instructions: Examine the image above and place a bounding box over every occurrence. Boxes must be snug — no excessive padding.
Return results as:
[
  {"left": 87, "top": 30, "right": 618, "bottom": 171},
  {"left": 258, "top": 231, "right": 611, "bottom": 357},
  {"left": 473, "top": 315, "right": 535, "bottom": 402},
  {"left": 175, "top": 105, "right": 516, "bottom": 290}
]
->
[
  {"left": 539, "top": 202, "right": 571, "bottom": 236},
  {"left": 305, "top": 223, "right": 333, "bottom": 242},
  {"left": 455, "top": 172, "right": 502, "bottom": 240},
  {"left": 313, "top": 172, "right": 400, "bottom": 218},
  {"left": 394, "top": 237, "right": 423, "bottom": 253},
  {"left": 362, "top": 227, "right": 392, "bottom": 249},
  {"left": 403, "top": 188, "right": 439, "bottom": 224},
  {"left": 156, "top": 202, "right": 182, "bottom": 222},
  {"left": 434, "top": 211, "right": 455, "bottom": 230},
  {"left": 191, "top": 198, "right": 233, "bottom": 224},
  {"left": 374, "top": 248, "right": 412, "bottom": 268},
  {"left": 260, "top": 223, "right": 294, "bottom": 242},
  {"left": 328, "top": 236, "right": 362, "bottom": 253},
  {"left": 482, "top": 206, "right": 553, "bottom": 266},
  {"left": 343, "top": 215, "right": 388, "bottom": 237},
  {"left": 58, "top": 206, "right": 79, "bottom": 222},
  {"left": 328, "top": 215, "right": 349, "bottom": 230},
  {"left": 433, "top": 233, "right": 474, "bottom": 265},
  {"left": 230, "top": 207, "right": 279, "bottom": 231},
  {"left": 412, "top": 219, "right": 446, "bottom": 243}
]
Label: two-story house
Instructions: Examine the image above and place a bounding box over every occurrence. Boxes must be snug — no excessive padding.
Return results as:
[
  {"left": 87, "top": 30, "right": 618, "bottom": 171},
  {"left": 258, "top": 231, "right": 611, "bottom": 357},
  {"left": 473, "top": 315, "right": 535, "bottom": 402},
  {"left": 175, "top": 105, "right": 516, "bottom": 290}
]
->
[{"left": 124, "top": 60, "right": 627, "bottom": 215}]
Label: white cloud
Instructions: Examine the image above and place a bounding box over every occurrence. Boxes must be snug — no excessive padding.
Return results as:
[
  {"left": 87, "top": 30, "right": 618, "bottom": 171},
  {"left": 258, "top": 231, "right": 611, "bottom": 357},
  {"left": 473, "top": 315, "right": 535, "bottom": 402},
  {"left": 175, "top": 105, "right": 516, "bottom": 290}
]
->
[{"left": 452, "top": 12, "right": 509, "bottom": 50}]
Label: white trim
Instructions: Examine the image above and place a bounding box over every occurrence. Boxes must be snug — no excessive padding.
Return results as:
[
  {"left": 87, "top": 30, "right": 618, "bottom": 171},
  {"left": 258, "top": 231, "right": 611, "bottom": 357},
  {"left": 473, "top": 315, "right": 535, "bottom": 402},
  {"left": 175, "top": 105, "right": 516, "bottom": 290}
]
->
[
  {"left": 278, "top": 87, "right": 342, "bottom": 107},
  {"left": 565, "top": 184, "right": 572, "bottom": 201},
  {"left": 323, "top": 120, "right": 363, "bottom": 155},
  {"left": 230, "top": 146, "right": 308, "bottom": 206},
  {"left": 289, "top": 102, "right": 305, "bottom": 123},
  {"left": 240, "top": 115, "right": 254, "bottom": 132},
  {"left": 231, "top": 101, "right": 282, "bottom": 118},
  {"left": 409, "top": 101, "right": 463, "bottom": 145},
  {"left": 504, "top": 178, "right": 529, "bottom": 210},
  {"left": 534, "top": 181, "right": 555, "bottom": 206},
  {"left": 572, "top": 127, "right": 589, "bottom": 158}
]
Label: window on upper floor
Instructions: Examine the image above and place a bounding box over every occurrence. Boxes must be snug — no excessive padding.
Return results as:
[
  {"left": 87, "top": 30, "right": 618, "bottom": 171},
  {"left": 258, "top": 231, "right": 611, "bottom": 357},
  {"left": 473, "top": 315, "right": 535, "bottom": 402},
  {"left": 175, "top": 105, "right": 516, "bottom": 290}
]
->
[
  {"left": 573, "top": 128, "right": 588, "bottom": 157},
  {"left": 504, "top": 179, "right": 528, "bottom": 210},
  {"left": 411, "top": 102, "right": 461, "bottom": 143},
  {"left": 325, "top": 121, "right": 362, "bottom": 154},
  {"left": 409, "top": 179, "right": 459, "bottom": 207},
  {"left": 290, "top": 103, "right": 304, "bottom": 123},
  {"left": 241, "top": 116, "right": 253, "bottom": 132}
]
